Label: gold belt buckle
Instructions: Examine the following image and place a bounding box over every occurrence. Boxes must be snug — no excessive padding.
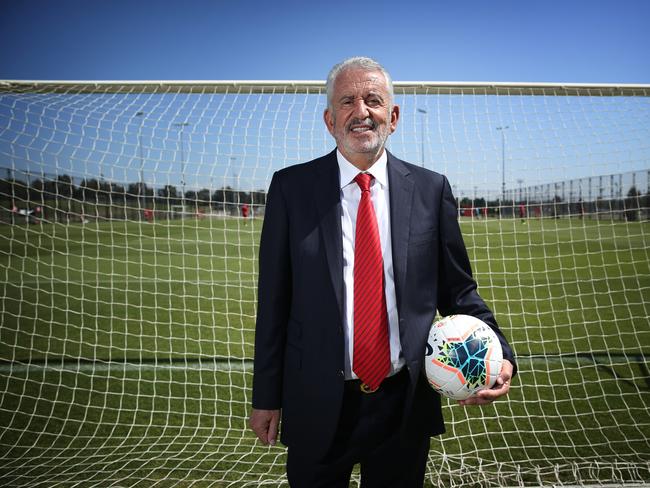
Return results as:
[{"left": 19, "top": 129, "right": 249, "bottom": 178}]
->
[{"left": 360, "top": 383, "right": 378, "bottom": 394}]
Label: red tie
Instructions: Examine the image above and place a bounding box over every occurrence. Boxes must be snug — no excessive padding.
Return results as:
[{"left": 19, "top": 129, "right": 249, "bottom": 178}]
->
[{"left": 353, "top": 172, "right": 390, "bottom": 391}]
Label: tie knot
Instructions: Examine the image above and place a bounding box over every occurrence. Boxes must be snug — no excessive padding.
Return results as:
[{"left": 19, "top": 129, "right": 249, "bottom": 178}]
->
[{"left": 354, "top": 172, "right": 373, "bottom": 192}]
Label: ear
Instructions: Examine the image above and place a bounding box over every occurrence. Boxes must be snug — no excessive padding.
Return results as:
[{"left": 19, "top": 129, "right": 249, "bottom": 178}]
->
[
  {"left": 389, "top": 104, "right": 400, "bottom": 133},
  {"left": 323, "top": 108, "right": 335, "bottom": 136}
]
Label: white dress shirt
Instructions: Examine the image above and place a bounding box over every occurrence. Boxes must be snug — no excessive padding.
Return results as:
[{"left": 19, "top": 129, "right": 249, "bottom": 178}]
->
[{"left": 337, "top": 149, "right": 404, "bottom": 380}]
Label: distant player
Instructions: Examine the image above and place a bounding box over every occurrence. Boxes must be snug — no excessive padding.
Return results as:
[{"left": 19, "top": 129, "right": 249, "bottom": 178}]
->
[
  {"left": 12, "top": 205, "right": 35, "bottom": 224},
  {"left": 143, "top": 208, "right": 153, "bottom": 223},
  {"left": 240, "top": 203, "right": 249, "bottom": 225},
  {"left": 519, "top": 203, "right": 526, "bottom": 223}
]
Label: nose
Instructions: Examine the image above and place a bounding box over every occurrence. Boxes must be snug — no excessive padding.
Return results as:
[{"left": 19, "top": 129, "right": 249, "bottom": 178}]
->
[{"left": 352, "top": 98, "right": 370, "bottom": 119}]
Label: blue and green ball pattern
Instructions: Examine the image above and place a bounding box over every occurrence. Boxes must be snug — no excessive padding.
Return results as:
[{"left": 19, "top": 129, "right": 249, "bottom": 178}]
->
[{"left": 425, "top": 315, "right": 503, "bottom": 400}]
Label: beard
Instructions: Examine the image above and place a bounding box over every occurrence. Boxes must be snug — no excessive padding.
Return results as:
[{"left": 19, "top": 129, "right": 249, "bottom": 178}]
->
[{"left": 334, "top": 116, "right": 391, "bottom": 157}]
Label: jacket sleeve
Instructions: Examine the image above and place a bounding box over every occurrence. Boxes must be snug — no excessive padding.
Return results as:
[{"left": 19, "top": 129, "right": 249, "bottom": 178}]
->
[
  {"left": 251, "top": 172, "right": 292, "bottom": 409},
  {"left": 436, "top": 176, "right": 517, "bottom": 375}
]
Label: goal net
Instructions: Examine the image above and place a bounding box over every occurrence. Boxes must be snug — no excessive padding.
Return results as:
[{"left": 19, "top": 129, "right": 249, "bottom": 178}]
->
[{"left": 0, "top": 80, "right": 649, "bottom": 487}]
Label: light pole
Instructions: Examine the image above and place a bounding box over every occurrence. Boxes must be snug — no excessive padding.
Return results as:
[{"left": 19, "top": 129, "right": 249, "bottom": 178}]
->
[
  {"left": 417, "top": 108, "right": 427, "bottom": 167},
  {"left": 135, "top": 111, "right": 145, "bottom": 210},
  {"left": 174, "top": 122, "right": 190, "bottom": 209},
  {"left": 229, "top": 156, "right": 238, "bottom": 215},
  {"left": 473, "top": 185, "right": 477, "bottom": 214},
  {"left": 230, "top": 157, "right": 238, "bottom": 189},
  {"left": 496, "top": 126, "right": 509, "bottom": 205}
]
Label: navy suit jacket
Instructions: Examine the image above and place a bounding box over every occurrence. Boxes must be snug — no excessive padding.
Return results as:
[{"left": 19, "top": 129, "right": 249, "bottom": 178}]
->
[{"left": 252, "top": 149, "right": 516, "bottom": 460}]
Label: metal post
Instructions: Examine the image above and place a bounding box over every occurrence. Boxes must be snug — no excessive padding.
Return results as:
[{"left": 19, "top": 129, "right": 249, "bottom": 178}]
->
[
  {"left": 174, "top": 122, "right": 190, "bottom": 211},
  {"left": 496, "top": 126, "right": 509, "bottom": 206},
  {"left": 417, "top": 108, "right": 427, "bottom": 167},
  {"left": 136, "top": 111, "right": 145, "bottom": 211}
]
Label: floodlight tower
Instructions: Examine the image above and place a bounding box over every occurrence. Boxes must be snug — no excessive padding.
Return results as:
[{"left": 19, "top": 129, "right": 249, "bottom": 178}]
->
[
  {"left": 135, "top": 111, "right": 145, "bottom": 209},
  {"left": 496, "top": 126, "right": 510, "bottom": 204},
  {"left": 174, "top": 122, "right": 190, "bottom": 209}
]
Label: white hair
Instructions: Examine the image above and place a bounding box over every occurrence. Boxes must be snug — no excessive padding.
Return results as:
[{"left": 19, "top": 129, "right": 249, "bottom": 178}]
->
[{"left": 325, "top": 56, "right": 394, "bottom": 111}]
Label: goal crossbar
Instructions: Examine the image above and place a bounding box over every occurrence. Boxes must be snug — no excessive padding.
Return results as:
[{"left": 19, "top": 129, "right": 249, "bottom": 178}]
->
[{"left": 2, "top": 79, "right": 650, "bottom": 96}]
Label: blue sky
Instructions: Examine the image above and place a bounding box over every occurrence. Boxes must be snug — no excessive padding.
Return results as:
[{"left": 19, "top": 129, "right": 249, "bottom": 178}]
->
[
  {"left": 1, "top": 0, "right": 649, "bottom": 83},
  {"left": 1, "top": 0, "right": 649, "bottom": 198}
]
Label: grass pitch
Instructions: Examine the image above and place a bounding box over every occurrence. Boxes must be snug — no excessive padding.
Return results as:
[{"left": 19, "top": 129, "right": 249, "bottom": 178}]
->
[{"left": 1, "top": 216, "right": 649, "bottom": 487}]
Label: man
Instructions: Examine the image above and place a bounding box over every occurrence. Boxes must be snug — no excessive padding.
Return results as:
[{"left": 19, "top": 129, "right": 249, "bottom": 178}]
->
[
  {"left": 249, "top": 57, "right": 516, "bottom": 487},
  {"left": 241, "top": 203, "right": 250, "bottom": 224}
]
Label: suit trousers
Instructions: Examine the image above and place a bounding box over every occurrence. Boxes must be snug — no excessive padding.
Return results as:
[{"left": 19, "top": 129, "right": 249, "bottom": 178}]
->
[{"left": 286, "top": 369, "right": 431, "bottom": 487}]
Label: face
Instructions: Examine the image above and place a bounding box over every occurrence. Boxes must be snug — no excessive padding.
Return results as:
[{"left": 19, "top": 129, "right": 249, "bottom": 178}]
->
[{"left": 324, "top": 68, "right": 399, "bottom": 168}]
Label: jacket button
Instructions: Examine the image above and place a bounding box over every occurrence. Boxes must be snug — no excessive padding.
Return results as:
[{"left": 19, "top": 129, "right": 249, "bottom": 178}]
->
[{"left": 338, "top": 370, "right": 344, "bottom": 377}]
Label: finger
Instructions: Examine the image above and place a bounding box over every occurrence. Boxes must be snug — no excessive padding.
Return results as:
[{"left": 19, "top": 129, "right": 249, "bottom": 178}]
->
[
  {"left": 477, "top": 381, "right": 510, "bottom": 401},
  {"left": 251, "top": 424, "right": 269, "bottom": 445},
  {"left": 489, "top": 361, "right": 512, "bottom": 391},
  {"left": 267, "top": 415, "right": 279, "bottom": 446},
  {"left": 458, "top": 380, "right": 510, "bottom": 406},
  {"left": 458, "top": 396, "right": 494, "bottom": 406},
  {"left": 249, "top": 417, "right": 270, "bottom": 445},
  {"left": 499, "top": 360, "right": 514, "bottom": 382},
  {"left": 497, "top": 372, "right": 511, "bottom": 386}
]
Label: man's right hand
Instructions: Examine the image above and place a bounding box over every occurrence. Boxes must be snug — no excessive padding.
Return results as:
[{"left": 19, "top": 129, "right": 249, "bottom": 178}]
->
[{"left": 249, "top": 408, "right": 281, "bottom": 446}]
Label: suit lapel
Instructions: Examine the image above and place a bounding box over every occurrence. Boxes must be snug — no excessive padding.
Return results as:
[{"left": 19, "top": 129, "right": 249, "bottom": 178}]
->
[
  {"left": 387, "top": 152, "right": 414, "bottom": 313},
  {"left": 315, "top": 151, "right": 344, "bottom": 318},
  {"left": 313, "top": 150, "right": 413, "bottom": 330}
]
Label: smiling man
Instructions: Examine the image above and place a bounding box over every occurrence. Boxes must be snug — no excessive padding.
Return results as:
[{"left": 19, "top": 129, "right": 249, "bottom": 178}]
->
[
  {"left": 323, "top": 64, "right": 398, "bottom": 170},
  {"left": 249, "top": 57, "right": 516, "bottom": 487}
]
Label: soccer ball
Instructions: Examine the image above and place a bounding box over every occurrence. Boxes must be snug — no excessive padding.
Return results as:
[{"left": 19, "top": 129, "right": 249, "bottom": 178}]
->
[{"left": 424, "top": 314, "right": 503, "bottom": 400}]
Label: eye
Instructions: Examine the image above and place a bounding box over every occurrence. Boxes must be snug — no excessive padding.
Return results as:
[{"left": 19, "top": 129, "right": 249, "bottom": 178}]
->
[{"left": 366, "top": 97, "right": 382, "bottom": 107}]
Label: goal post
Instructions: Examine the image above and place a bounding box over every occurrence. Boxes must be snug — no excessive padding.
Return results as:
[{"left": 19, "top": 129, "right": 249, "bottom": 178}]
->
[{"left": 0, "top": 79, "right": 649, "bottom": 487}]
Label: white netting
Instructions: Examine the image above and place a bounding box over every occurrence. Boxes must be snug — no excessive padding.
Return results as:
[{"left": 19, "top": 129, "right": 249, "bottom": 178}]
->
[{"left": 0, "top": 80, "right": 649, "bottom": 487}]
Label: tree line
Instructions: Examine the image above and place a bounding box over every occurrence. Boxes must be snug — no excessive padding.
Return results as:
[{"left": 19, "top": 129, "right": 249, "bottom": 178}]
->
[
  {"left": 2, "top": 175, "right": 266, "bottom": 206},
  {"left": 0, "top": 174, "right": 267, "bottom": 223}
]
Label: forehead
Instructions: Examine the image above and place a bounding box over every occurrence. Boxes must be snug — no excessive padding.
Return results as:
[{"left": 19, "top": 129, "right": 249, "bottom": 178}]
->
[{"left": 332, "top": 68, "right": 389, "bottom": 97}]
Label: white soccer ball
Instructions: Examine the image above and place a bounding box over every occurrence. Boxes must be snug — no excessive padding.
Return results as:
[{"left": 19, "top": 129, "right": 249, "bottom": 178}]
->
[{"left": 424, "top": 314, "right": 503, "bottom": 400}]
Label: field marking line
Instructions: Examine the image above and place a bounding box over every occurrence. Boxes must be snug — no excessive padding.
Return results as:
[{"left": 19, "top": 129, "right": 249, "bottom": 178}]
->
[
  {"left": 0, "top": 359, "right": 253, "bottom": 374},
  {"left": 3, "top": 278, "right": 258, "bottom": 286},
  {"left": 2, "top": 354, "right": 647, "bottom": 375}
]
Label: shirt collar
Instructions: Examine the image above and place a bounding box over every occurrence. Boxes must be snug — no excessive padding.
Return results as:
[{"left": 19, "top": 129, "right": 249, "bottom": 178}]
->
[{"left": 337, "top": 149, "right": 388, "bottom": 190}]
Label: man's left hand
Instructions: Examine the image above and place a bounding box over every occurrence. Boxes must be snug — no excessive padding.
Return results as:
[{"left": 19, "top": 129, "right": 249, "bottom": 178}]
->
[{"left": 458, "top": 359, "right": 513, "bottom": 406}]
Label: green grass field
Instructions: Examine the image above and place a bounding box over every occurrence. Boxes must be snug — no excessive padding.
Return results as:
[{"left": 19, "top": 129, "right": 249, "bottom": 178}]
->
[{"left": 1, "top": 216, "right": 649, "bottom": 487}]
